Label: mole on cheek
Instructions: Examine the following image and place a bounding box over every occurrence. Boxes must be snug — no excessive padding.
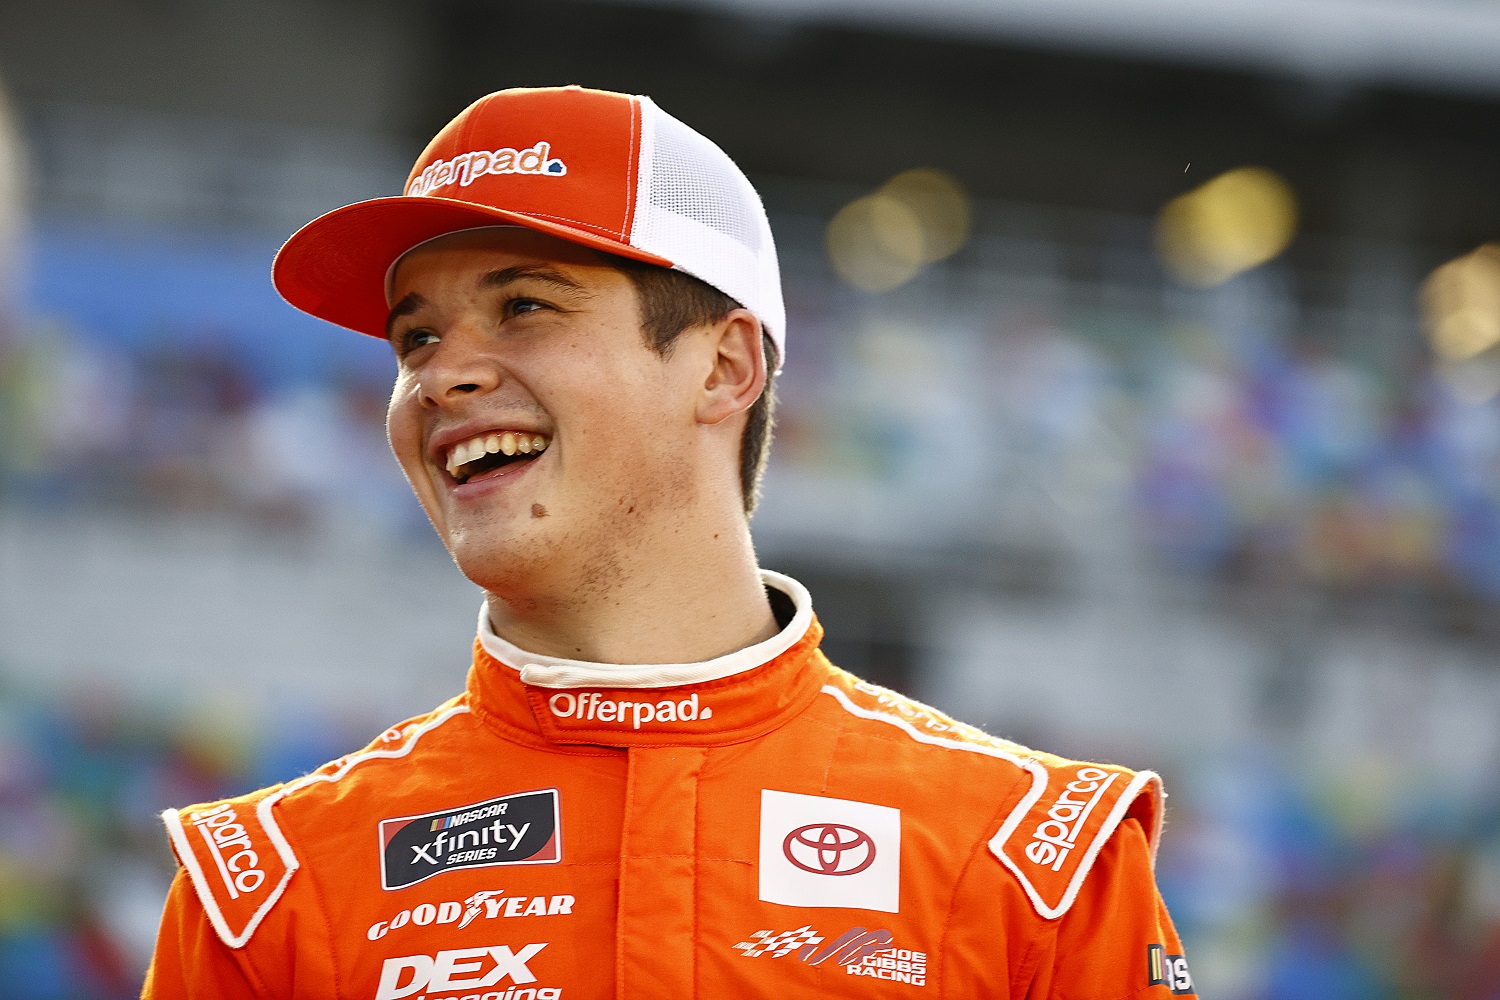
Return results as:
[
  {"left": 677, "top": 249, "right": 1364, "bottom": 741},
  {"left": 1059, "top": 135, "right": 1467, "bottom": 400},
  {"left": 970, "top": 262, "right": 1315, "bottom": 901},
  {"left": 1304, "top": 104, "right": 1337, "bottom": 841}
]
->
[{"left": 531, "top": 503, "right": 548, "bottom": 518}]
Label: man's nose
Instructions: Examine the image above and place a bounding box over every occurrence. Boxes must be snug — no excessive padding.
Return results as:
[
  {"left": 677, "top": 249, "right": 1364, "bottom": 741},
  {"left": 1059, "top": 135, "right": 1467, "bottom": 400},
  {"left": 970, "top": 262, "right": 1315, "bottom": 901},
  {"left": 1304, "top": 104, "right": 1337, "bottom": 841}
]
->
[{"left": 417, "top": 332, "right": 503, "bottom": 407}]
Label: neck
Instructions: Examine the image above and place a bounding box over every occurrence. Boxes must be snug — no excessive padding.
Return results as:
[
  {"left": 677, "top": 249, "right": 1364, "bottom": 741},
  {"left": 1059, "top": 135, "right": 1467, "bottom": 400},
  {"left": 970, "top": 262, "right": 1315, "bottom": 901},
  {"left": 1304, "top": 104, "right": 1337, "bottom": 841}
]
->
[{"left": 483, "top": 512, "right": 778, "bottom": 665}]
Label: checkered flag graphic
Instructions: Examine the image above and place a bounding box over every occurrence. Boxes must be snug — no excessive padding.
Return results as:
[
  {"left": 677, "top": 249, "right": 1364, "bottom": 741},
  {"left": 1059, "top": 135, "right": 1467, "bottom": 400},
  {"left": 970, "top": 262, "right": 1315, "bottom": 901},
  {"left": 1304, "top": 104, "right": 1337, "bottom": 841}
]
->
[{"left": 733, "top": 926, "right": 824, "bottom": 958}]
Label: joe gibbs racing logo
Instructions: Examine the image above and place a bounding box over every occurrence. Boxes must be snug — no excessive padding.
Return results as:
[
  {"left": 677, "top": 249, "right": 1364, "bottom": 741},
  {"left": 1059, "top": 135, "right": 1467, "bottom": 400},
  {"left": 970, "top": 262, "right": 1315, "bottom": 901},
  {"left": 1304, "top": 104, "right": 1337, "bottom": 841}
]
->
[
  {"left": 735, "top": 926, "right": 927, "bottom": 987},
  {"left": 1025, "top": 767, "right": 1118, "bottom": 871},
  {"left": 547, "top": 692, "right": 711, "bottom": 730}
]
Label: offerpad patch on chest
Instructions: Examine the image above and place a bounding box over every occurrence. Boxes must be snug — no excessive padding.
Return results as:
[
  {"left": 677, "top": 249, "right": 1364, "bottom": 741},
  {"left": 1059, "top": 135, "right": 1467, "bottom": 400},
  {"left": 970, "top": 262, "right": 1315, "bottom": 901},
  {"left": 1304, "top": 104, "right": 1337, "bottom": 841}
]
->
[{"left": 379, "top": 789, "right": 561, "bottom": 890}]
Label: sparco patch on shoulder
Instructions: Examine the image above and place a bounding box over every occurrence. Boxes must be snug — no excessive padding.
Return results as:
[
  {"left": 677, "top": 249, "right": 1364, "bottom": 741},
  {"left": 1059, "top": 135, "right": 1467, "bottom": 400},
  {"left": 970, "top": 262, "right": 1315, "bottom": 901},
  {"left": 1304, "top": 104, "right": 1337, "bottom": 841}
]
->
[
  {"left": 988, "top": 762, "right": 1162, "bottom": 920},
  {"left": 379, "top": 789, "right": 561, "bottom": 890},
  {"left": 164, "top": 790, "right": 295, "bottom": 949}
]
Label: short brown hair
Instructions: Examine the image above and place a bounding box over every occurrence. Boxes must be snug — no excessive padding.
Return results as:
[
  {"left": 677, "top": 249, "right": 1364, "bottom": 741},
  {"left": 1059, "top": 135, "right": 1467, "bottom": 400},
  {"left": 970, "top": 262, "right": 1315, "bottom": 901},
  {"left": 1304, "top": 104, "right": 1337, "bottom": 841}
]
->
[{"left": 613, "top": 259, "right": 778, "bottom": 516}]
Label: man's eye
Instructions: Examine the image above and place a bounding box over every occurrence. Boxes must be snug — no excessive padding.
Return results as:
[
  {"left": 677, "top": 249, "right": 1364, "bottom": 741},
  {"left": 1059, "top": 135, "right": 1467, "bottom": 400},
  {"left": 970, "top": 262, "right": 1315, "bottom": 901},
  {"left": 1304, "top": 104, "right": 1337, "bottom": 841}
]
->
[
  {"left": 509, "top": 298, "right": 547, "bottom": 318},
  {"left": 398, "top": 328, "right": 440, "bottom": 354}
]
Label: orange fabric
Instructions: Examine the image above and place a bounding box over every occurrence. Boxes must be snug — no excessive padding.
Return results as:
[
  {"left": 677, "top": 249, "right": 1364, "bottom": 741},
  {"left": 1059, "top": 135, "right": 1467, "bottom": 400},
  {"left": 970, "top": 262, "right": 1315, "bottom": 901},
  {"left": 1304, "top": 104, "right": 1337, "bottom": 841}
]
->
[{"left": 144, "top": 608, "right": 1195, "bottom": 999}]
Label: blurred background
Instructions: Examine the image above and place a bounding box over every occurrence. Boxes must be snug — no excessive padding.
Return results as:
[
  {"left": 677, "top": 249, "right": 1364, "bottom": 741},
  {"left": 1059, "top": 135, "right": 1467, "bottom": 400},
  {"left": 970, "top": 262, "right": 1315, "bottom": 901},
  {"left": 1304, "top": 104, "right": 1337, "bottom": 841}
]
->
[{"left": 3, "top": 0, "right": 1500, "bottom": 996}]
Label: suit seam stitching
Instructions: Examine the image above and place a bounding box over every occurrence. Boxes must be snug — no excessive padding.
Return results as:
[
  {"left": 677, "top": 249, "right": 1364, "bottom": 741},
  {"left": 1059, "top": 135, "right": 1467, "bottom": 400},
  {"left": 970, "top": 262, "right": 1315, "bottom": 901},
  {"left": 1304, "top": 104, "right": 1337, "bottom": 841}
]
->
[
  {"left": 282, "top": 807, "right": 346, "bottom": 1000},
  {"left": 616, "top": 748, "right": 636, "bottom": 999},
  {"left": 1018, "top": 917, "right": 1063, "bottom": 998},
  {"left": 236, "top": 938, "right": 276, "bottom": 997},
  {"left": 937, "top": 780, "right": 1033, "bottom": 999},
  {"left": 692, "top": 748, "right": 704, "bottom": 1000},
  {"left": 818, "top": 694, "right": 852, "bottom": 795}
]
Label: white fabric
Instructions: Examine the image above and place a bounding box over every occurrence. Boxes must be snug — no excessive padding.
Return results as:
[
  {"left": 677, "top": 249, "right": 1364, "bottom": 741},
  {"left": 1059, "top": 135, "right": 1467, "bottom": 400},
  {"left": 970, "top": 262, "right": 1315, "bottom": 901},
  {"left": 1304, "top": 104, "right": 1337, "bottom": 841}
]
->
[
  {"left": 630, "top": 97, "right": 787, "bottom": 370},
  {"left": 477, "top": 570, "right": 812, "bottom": 689}
]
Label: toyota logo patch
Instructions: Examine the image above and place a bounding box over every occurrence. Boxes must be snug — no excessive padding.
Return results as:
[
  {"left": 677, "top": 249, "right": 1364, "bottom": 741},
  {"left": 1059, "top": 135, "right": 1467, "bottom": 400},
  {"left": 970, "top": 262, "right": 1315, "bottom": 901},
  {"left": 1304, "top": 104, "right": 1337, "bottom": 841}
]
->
[
  {"left": 783, "top": 823, "right": 877, "bottom": 876},
  {"left": 759, "top": 790, "right": 900, "bottom": 912}
]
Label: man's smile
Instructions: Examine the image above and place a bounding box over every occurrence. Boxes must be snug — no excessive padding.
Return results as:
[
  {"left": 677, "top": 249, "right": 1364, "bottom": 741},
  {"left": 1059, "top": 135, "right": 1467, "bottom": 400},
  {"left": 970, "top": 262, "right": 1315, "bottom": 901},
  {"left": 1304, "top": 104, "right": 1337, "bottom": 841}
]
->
[{"left": 441, "top": 430, "right": 551, "bottom": 484}]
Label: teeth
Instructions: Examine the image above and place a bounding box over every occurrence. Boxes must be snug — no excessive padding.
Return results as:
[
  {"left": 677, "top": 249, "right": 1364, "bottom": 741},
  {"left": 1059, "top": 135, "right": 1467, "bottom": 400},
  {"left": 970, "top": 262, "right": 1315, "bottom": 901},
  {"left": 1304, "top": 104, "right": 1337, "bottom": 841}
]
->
[{"left": 444, "top": 431, "right": 550, "bottom": 479}]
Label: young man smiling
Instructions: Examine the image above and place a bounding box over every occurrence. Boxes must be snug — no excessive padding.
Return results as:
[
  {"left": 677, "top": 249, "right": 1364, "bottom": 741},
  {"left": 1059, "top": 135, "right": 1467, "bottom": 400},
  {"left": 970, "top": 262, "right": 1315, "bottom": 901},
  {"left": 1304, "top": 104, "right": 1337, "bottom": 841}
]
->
[
  {"left": 382, "top": 226, "right": 779, "bottom": 665},
  {"left": 144, "top": 86, "right": 1195, "bottom": 1000}
]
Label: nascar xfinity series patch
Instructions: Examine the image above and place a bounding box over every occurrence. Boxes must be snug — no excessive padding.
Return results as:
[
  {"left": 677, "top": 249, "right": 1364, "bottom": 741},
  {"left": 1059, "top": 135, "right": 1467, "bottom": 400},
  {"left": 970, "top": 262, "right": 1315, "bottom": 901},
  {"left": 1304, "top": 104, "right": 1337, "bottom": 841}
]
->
[{"left": 379, "top": 789, "right": 561, "bottom": 890}]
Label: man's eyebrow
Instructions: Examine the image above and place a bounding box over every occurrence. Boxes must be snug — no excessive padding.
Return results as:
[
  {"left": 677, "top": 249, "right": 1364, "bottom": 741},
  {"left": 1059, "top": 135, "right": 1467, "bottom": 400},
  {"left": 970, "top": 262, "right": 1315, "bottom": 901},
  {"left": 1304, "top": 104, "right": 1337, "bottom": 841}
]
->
[
  {"left": 480, "top": 265, "right": 591, "bottom": 297},
  {"left": 386, "top": 292, "right": 427, "bottom": 341}
]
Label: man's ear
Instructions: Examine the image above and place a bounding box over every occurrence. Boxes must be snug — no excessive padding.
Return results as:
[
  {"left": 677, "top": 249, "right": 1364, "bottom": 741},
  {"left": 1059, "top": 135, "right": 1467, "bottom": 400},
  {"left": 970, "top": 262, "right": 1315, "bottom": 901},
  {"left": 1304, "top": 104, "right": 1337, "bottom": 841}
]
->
[{"left": 696, "top": 308, "right": 767, "bottom": 426}]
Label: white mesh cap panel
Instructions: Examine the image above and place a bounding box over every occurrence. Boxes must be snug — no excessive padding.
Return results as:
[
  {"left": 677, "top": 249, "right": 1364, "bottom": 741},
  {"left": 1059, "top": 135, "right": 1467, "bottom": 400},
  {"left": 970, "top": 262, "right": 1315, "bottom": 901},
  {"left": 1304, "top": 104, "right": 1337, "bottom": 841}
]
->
[{"left": 630, "top": 97, "right": 786, "bottom": 366}]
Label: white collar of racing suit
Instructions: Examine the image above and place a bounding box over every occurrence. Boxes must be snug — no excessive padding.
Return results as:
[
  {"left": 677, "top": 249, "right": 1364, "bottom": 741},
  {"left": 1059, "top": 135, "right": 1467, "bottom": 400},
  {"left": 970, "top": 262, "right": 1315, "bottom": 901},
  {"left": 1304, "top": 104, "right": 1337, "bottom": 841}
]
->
[{"left": 476, "top": 569, "right": 814, "bottom": 691}]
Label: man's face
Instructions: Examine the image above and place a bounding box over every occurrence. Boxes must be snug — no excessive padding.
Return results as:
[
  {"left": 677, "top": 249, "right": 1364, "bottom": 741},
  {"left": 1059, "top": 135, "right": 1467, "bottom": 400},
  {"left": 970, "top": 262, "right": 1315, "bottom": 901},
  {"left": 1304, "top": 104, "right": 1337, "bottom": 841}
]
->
[{"left": 385, "top": 227, "right": 699, "bottom": 596}]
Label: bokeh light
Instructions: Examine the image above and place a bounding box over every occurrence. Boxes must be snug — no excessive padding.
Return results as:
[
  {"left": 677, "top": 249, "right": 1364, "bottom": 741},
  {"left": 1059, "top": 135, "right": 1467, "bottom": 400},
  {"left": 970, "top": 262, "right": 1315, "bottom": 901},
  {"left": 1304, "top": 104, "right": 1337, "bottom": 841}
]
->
[
  {"left": 826, "top": 168, "right": 971, "bottom": 292},
  {"left": 1421, "top": 243, "right": 1500, "bottom": 362},
  {"left": 1155, "top": 167, "right": 1298, "bottom": 287},
  {"left": 881, "top": 168, "right": 971, "bottom": 264},
  {"left": 826, "top": 193, "right": 924, "bottom": 292}
]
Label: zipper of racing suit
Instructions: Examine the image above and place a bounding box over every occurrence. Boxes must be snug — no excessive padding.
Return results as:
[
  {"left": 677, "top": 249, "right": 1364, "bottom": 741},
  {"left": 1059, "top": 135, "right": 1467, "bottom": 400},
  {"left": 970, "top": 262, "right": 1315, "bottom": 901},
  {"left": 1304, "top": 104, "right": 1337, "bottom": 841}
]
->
[{"left": 616, "top": 745, "right": 708, "bottom": 997}]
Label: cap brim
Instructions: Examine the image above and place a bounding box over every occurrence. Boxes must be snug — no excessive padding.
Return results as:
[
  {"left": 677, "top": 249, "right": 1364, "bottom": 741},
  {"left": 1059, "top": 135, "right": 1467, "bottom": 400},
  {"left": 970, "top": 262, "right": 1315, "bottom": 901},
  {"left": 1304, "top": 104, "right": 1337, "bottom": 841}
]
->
[{"left": 272, "top": 196, "right": 673, "bottom": 339}]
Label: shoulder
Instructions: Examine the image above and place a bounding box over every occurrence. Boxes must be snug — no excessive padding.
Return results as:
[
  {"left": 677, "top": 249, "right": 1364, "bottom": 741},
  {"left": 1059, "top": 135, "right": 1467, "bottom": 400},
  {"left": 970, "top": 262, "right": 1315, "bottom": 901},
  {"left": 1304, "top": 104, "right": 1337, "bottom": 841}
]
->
[
  {"left": 816, "top": 669, "right": 1039, "bottom": 766},
  {"left": 161, "top": 697, "right": 474, "bottom": 949},
  {"left": 986, "top": 748, "right": 1164, "bottom": 920},
  {"left": 817, "top": 671, "right": 1165, "bottom": 921}
]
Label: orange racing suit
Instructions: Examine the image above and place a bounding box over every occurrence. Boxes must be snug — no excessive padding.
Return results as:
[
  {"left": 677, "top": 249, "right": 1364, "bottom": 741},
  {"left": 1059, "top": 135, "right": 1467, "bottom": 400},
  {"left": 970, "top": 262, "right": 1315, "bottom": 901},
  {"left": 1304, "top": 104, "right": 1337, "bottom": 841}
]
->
[{"left": 144, "top": 572, "right": 1196, "bottom": 999}]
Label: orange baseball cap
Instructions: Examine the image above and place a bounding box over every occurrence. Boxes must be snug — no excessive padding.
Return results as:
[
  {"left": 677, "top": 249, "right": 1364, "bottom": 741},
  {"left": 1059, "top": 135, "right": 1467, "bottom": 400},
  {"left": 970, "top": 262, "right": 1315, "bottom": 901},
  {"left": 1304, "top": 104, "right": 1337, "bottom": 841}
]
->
[{"left": 272, "top": 85, "right": 786, "bottom": 365}]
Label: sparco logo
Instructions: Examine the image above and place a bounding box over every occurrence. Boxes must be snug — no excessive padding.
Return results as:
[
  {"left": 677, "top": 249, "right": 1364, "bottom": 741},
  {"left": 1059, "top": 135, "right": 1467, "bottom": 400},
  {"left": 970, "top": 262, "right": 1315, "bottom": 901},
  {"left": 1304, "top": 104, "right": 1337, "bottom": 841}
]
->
[
  {"left": 546, "top": 691, "right": 712, "bottom": 730},
  {"left": 191, "top": 803, "right": 266, "bottom": 897},
  {"left": 379, "top": 790, "right": 560, "bottom": 890},
  {"left": 1025, "top": 767, "right": 1117, "bottom": 871},
  {"left": 783, "top": 824, "right": 877, "bottom": 876},
  {"left": 374, "top": 944, "right": 554, "bottom": 1000}
]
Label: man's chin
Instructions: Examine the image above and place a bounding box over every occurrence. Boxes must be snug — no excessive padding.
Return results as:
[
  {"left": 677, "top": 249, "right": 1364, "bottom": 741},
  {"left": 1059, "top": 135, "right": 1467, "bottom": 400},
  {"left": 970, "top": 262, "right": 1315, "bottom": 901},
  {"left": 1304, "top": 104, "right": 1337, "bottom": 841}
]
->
[{"left": 447, "top": 535, "right": 554, "bottom": 596}]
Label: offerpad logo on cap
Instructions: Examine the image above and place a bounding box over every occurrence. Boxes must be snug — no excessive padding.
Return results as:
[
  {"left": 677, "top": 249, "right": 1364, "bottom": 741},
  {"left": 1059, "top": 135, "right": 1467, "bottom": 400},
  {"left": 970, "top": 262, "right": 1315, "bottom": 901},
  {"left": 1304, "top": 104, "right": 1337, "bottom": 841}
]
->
[
  {"left": 407, "top": 143, "right": 568, "bottom": 197},
  {"left": 380, "top": 789, "right": 560, "bottom": 890},
  {"left": 759, "top": 790, "right": 900, "bottom": 913}
]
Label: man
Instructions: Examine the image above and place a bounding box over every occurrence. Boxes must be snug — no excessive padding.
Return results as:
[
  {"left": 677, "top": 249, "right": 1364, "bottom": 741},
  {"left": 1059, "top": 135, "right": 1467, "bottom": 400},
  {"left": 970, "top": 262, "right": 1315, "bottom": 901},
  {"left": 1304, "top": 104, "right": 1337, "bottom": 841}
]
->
[{"left": 144, "top": 86, "right": 1195, "bottom": 999}]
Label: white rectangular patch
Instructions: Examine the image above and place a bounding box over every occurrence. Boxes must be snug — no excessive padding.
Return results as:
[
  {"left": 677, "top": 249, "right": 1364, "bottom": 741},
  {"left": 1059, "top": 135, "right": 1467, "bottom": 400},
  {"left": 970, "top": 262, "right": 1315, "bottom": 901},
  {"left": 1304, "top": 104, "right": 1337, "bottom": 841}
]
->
[{"left": 758, "top": 790, "right": 900, "bottom": 913}]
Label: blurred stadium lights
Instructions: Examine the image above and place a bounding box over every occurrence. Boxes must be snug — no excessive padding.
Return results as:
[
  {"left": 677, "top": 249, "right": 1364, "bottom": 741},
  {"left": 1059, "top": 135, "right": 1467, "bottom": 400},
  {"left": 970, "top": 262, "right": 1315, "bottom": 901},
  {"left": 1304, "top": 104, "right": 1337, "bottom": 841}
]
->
[
  {"left": 825, "top": 168, "right": 970, "bottom": 291},
  {"left": 1422, "top": 244, "right": 1500, "bottom": 361},
  {"left": 596, "top": 0, "right": 1500, "bottom": 97},
  {"left": 1423, "top": 244, "right": 1500, "bottom": 404},
  {"left": 882, "top": 169, "right": 971, "bottom": 265},
  {"left": 1154, "top": 167, "right": 1298, "bottom": 287}
]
